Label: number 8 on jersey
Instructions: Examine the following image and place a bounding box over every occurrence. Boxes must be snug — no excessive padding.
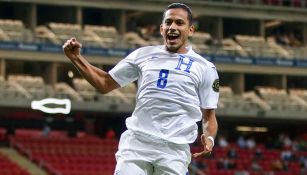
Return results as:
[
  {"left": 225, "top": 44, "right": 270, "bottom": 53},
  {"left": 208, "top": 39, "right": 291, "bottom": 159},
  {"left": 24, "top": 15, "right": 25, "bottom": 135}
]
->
[{"left": 156, "top": 69, "right": 169, "bottom": 89}]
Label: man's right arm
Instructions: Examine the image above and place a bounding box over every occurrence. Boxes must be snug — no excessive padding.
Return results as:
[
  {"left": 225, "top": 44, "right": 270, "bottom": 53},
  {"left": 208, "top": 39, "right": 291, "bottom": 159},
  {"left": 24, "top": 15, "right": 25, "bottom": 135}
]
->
[{"left": 63, "top": 37, "right": 120, "bottom": 94}]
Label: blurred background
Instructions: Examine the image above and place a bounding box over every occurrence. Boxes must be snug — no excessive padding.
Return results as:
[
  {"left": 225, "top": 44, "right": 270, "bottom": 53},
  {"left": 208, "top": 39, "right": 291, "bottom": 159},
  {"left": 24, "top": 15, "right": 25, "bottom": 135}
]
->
[{"left": 0, "top": 0, "right": 307, "bottom": 175}]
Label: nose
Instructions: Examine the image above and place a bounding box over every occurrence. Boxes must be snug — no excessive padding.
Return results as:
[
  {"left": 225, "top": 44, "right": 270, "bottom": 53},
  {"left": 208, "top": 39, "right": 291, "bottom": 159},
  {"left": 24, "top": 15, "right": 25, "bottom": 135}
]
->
[{"left": 169, "top": 22, "right": 177, "bottom": 31}]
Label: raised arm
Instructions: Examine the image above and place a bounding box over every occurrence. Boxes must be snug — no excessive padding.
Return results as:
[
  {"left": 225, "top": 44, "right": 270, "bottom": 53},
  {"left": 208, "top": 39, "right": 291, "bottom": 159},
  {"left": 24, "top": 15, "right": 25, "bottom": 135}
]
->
[
  {"left": 63, "top": 37, "right": 119, "bottom": 94},
  {"left": 193, "top": 108, "right": 218, "bottom": 158}
]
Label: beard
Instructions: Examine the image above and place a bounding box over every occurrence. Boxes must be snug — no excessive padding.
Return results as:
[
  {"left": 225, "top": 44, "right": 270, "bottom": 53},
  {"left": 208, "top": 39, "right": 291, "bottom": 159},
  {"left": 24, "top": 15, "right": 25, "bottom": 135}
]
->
[{"left": 166, "top": 44, "right": 180, "bottom": 53}]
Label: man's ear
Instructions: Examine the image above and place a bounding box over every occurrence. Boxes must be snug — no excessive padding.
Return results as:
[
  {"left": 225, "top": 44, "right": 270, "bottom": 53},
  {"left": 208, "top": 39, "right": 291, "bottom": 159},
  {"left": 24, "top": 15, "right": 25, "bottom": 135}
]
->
[{"left": 188, "top": 25, "right": 195, "bottom": 37}]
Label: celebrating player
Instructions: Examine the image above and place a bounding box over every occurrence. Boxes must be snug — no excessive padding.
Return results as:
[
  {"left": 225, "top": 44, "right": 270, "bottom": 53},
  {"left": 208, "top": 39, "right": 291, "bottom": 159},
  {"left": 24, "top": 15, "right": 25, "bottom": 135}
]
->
[{"left": 63, "top": 3, "right": 219, "bottom": 175}]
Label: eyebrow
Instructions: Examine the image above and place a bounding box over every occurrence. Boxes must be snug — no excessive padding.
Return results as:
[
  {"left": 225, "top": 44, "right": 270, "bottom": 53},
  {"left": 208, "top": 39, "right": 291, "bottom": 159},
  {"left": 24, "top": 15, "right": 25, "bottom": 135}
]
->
[{"left": 164, "top": 18, "right": 185, "bottom": 22}]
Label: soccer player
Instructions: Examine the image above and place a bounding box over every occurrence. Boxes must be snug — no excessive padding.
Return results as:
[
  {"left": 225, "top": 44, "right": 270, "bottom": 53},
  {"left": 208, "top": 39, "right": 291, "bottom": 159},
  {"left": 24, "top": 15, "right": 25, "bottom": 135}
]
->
[{"left": 63, "top": 3, "right": 219, "bottom": 175}]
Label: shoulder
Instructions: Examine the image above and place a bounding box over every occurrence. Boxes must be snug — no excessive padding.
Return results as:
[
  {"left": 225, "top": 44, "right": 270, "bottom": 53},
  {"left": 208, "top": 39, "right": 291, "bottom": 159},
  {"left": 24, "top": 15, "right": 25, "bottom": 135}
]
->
[
  {"left": 133, "top": 45, "right": 162, "bottom": 55},
  {"left": 124, "top": 45, "right": 163, "bottom": 64},
  {"left": 189, "top": 49, "right": 216, "bottom": 69},
  {"left": 127, "top": 45, "right": 162, "bottom": 59}
]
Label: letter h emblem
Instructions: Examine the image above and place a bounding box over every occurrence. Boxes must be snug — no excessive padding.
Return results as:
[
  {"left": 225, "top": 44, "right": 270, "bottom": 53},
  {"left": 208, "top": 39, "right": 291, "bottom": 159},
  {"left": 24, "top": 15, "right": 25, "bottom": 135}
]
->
[{"left": 175, "top": 55, "right": 194, "bottom": 73}]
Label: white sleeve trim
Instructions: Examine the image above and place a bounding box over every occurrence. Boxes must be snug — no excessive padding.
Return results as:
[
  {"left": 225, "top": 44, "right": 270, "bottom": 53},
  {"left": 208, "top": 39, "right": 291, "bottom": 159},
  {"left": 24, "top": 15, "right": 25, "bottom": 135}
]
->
[{"left": 201, "top": 105, "right": 217, "bottom": 109}]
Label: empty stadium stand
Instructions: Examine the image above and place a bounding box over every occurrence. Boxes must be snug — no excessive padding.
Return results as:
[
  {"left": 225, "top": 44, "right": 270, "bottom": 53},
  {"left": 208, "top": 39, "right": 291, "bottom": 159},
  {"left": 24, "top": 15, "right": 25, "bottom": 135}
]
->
[
  {"left": 290, "top": 89, "right": 307, "bottom": 104},
  {"left": 218, "top": 86, "right": 265, "bottom": 117},
  {"left": 0, "top": 19, "right": 25, "bottom": 42},
  {"left": 8, "top": 75, "right": 52, "bottom": 100},
  {"left": 256, "top": 87, "right": 307, "bottom": 118},
  {"left": 0, "top": 150, "right": 30, "bottom": 175},
  {"left": 0, "top": 76, "right": 31, "bottom": 100},
  {"left": 3, "top": 74, "right": 307, "bottom": 118},
  {"left": 1, "top": 19, "right": 307, "bottom": 60},
  {"left": 234, "top": 35, "right": 289, "bottom": 59},
  {"left": 10, "top": 130, "right": 118, "bottom": 175}
]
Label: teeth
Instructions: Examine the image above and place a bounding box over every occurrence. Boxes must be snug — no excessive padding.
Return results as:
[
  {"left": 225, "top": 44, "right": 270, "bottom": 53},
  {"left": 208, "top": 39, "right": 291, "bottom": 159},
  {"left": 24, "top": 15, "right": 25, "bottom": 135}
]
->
[{"left": 168, "top": 33, "right": 179, "bottom": 36}]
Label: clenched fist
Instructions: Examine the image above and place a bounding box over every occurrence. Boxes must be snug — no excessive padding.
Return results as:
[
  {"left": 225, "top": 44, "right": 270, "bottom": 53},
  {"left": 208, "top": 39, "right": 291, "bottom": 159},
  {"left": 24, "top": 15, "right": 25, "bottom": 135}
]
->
[{"left": 63, "top": 37, "right": 82, "bottom": 61}]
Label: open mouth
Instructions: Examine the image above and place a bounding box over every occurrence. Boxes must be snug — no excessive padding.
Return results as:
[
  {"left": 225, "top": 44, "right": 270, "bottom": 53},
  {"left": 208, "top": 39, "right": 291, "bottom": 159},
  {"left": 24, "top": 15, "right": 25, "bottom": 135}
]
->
[{"left": 167, "top": 33, "right": 180, "bottom": 43}]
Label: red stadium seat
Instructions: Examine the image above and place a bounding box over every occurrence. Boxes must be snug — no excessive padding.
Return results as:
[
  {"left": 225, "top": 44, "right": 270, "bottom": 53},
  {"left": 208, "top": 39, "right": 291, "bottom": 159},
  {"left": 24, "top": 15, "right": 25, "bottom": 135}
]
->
[
  {"left": 10, "top": 135, "right": 118, "bottom": 175},
  {"left": 0, "top": 152, "right": 30, "bottom": 175},
  {"left": 0, "top": 128, "right": 6, "bottom": 141},
  {"left": 14, "top": 129, "right": 42, "bottom": 138}
]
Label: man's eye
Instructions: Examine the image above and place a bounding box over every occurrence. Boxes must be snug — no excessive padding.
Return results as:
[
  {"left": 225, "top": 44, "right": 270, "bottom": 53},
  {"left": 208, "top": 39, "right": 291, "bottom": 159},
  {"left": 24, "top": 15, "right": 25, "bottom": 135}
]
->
[
  {"left": 165, "top": 21, "right": 172, "bottom": 25},
  {"left": 176, "top": 21, "right": 184, "bottom": 25}
]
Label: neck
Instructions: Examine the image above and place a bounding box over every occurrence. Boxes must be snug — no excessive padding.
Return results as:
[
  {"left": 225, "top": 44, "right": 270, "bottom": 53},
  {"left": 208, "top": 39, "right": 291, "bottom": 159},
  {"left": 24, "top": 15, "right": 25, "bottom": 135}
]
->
[{"left": 164, "top": 44, "right": 190, "bottom": 54}]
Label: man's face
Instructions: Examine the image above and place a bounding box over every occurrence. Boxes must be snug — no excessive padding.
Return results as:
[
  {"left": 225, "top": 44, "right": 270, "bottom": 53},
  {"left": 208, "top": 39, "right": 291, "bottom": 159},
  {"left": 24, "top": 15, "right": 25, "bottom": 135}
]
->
[{"left": 160, "top": 8, "right": 194, "bottom": 53}]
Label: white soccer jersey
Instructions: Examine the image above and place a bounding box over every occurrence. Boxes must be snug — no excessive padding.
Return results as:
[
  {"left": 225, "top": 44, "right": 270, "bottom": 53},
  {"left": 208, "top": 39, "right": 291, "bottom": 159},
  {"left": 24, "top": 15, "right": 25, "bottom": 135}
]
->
[{"left": 109, "top": 45, "right": 219, "bottom": 144}]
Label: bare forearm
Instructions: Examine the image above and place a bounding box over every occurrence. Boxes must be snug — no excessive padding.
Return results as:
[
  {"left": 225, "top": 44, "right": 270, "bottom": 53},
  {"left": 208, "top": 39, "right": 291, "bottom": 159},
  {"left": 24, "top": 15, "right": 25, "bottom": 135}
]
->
[
  {"left": 202, "top": 109, "right": 218, "bottom": 138},
  {"left": 63, "top": 38, "right": 119, "bottom": 93},
  {"left": 71, "top": 55, "right": 114, "bottom": 94},
  {"left": 193, "top": 109, "right": 218, "bottom": 157},
  {"left": 202, "top": 119, "right": 217, "bottom": 138}
]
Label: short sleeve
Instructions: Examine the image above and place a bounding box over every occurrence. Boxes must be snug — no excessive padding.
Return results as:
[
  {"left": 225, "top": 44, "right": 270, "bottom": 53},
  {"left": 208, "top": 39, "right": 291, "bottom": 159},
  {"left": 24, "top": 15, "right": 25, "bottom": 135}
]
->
[
  {"left": 108, "top": 50, "right": 139, "bottom": 87},
  {"left": 199, "top": 66, "right": 219, "bottom": 109}
]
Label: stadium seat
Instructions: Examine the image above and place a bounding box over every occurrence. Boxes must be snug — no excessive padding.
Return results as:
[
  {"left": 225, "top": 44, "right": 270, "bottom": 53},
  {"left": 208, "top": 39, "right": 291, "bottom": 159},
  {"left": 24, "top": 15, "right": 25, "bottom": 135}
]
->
[
  {"left": 218, "top": 86, "right": 264, "bottom": 116},
  {"left": 0, "top": 19, "right": 25, "bottom": 42},
  {"left": 84, "top": 25, "right": 118, "bottom": 48},
  {"left": 0, "top": 152, "right": 30, "bottom": 175},
  {"left": 0, "top": 128, "right": 6, "bottom": 141},
  {"left": 10, "top": 134, "right": 118, "bottom": 175}
]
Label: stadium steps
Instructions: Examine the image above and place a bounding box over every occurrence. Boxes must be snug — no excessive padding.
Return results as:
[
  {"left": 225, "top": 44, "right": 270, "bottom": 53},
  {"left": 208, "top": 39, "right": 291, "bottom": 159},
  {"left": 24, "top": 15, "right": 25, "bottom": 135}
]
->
[{"left": 0, "top": 147, "right": 48, "bottom": 175}]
